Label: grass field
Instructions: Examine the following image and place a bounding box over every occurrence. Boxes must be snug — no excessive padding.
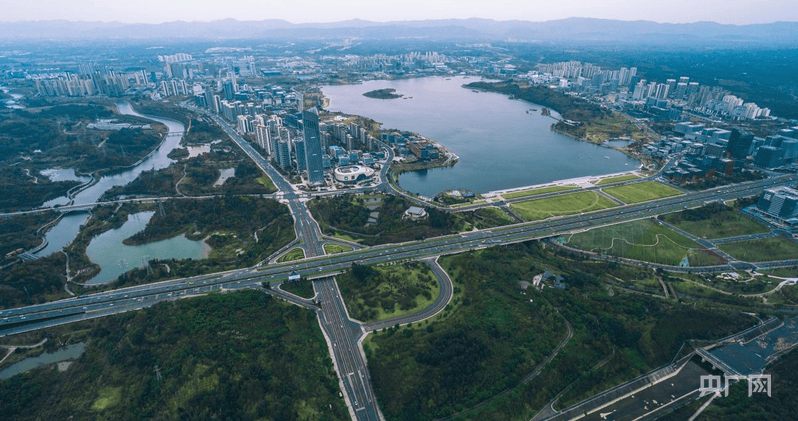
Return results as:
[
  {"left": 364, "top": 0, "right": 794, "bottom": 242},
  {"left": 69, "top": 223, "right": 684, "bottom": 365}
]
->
[
  {"left": 280, "top": 279, "right": 316, "bottom": 299},
  {"left": 595, "top": 174, "right": 640, "bottom": 186},
  {"left": 603, "top": 181, "right": 682, "bottom": 204},
  {"left": 472, "top": 207, "right": 515, "bottom": 225},
  {"left": 583, "top": 114, "right": 653, "bottom": 143},
  {"left": 323, "top": 243, "right": 354, "bottom": 255},
  {"left": 277, "top": 247, "right": 305, "bottom": 262},
  {"left": 332, "top": 232, "right": 361, "bottom": 243},
  {"left": 565, "top": 219, "right": 726, "bottom": 266},
  {"left": 501, "top": 185, "right": 578, "bottom": 200},
  {"left": 719, "top": 237, "right": 798, "bottom": 262},
  {"left": 337, "top": 262, "right": 440, "bottom": 323},
  {"left": 510, "top": 191, "right": 618, "bottom": 221},
  {"left": 663, "top": 210, "right": 769, "bottom": 239},
  {"left": 451, "top": 200, "right": 487, "bottom": 208},
  {"left": 762, "top": 268, "right": 798, "bottom": 278}
]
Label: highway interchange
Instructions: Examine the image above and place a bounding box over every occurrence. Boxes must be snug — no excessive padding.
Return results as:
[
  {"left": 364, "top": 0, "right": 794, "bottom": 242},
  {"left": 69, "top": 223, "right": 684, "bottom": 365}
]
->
[{"left": 2, "top": 103, "right": 798, "bottom": 420}]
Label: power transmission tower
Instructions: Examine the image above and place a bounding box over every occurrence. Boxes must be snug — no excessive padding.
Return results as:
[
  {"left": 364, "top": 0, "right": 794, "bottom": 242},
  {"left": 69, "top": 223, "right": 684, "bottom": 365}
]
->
[{"left": 154, "top": 365, "right": 163, "bottom": 381}]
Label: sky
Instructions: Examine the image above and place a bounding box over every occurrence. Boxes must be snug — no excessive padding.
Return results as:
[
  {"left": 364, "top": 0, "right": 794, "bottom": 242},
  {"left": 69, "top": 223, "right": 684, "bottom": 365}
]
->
[{"left": 2, "top": 0, "right": 797, "bottom": 25}]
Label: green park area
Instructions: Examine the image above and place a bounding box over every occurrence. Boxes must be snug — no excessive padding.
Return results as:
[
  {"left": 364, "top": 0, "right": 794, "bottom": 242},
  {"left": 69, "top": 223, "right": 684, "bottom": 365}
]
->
[
  {"left": 662, "top": 202, "right": 770, "bottom": 239},
  {"left": 337, "top": 262, "right": 440, "bottom": 322},
  {"left": 0, "top": 103, "right": 166, "bottom": 212},
  {"left": 364, "top": 242, "right": 755, "bottom": 421},
  {"left": 595, "top": 174, "right": 640, "bottom": 186},
  {"left": 101, "top": 118, "right": 276, "bottom": 201},
  {"left": 309, "top": 193, "right": 511, "bottom": 245},
  {"left": 323, "top": 243, "right": 354, "bottom": 255},
  {"left": 0, "top": 197, "right": 295, "bottom": 307},
  {"left": 720, "top": 236, "right": 798, "bottom": 262},
  {"left": 0, "top": 291, "right": 349, "bottom": 420},
  {"left": 565, "top": 219, "right": 725, "bottom": 266},
  {"left": 280, "top": 279, "right": 316, "bottom": 299},
  {"left": 472, "top": 207, "right": 515, "bottom": 225},
  {"left": 277, "top": 248, "right": 305, "bottom": 263},
  {"left": 602, "top": 181, "right": 682, "bottom": 204},
  {"left": 510, "top": 191, "right": 617, "bottom": 221},
  {"left": 582, "top": 114, "right": 653, "bottom": 143},
  {"left": 501, "top": 185, "right": 579, "bottom": 200}
]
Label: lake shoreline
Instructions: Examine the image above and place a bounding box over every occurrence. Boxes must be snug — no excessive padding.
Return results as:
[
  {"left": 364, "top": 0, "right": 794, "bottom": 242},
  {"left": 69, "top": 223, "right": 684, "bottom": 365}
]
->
[{"left": 323, "top": 76, "right": 639, "bottom": 197}]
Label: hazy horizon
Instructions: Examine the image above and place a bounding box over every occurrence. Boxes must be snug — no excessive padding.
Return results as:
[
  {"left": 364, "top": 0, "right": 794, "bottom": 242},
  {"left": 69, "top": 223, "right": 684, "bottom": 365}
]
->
[
  {"left": 3, "top": 16, "right": 798, "bottom": 26},
  {"left": 4, "top": 0, "right": 797, "bottom": 26}
]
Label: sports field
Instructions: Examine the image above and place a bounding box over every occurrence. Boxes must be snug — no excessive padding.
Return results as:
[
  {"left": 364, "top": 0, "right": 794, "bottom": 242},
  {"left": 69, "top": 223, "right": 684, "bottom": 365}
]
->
[
  {"left": 510, "top": 191, "right": 618, "bottom": 221},
  {"left": 501, "top": 185, "right": 579, "bottom": 200},
  {"left": 603, "top": 181, "right": 682, "bottom": 204},
  {"left": 565, "top": 219, "right": 726, "bottom": 266}
]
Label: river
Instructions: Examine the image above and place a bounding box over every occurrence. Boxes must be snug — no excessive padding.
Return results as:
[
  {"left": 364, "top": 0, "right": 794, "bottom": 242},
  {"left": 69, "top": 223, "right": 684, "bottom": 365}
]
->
[
  {"left": 35, "top": 102, "right": 185, "bottom": 257},
  {"left": 322, "top": 76, "right": 639, "bottom": 197},
  {"left": 0, "top": 343, "right": 85, "bottom": 380}
]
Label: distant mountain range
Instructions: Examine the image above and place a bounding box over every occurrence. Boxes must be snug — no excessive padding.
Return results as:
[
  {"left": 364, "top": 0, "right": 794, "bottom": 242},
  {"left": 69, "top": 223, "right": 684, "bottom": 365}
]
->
[{"left": 1, "top": 17, "right": 797, "bottom": 44}]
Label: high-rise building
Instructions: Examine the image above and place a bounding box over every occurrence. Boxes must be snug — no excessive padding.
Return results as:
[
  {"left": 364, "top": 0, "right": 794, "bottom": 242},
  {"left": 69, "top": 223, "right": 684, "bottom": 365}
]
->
[
  {"left": 295, "top": 140, "right": 306, "bottom": 171},
  {"left": 204, "top": 89, "right": 216, "bottom": 113},
  {"left": 255, "top": 125, "right": 270, "bottom": 153},
  {"left": 302, "top": 108, "right": 325, "bottom": 184},
  {"left": 655, "top": 83, "right": 670, "bottom": 100},
  {"left": 213, "top": 95, "right": 221, "bottom": 114},
  {"left": 223, "top": 80, "right": 235, "bottom": 101},
  {"left": 619, "top": 67, "right": 629, "bottom": 85},
  {"left": 237, "top": 115, "right": 250, "bottom": 133},
  {"left": 757, "top": 187, "right": 798, "bottom": 222},
  {"left": 632, "top": 80, "right": 646, "bottom": 101},
  {"left": 727, "top": 129, "right": 754, "bottom": 160},
  {"left": 275, "top": 140, "right": 291, "bottom": 170},
  {"left": 755, "top": 146, "right": 784, "bottom": 168}
]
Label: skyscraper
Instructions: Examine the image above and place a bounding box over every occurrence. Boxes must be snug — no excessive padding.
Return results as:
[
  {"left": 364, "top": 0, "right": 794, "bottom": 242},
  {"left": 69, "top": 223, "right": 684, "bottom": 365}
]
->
[
  {"left": 302, "top": 108, "right": 324, "bottom": 184},
  {"left": 223, "top": 80, "right": 235, "bottom": 101},
  {"left": 295, "top": 140, "right": 306, "bottom": 171},
  {"left": 255, "top": 125, "right": 270, "bottom": 153},
  {"left": 728, "top": 129, "right": 754, "bottom": 160}
]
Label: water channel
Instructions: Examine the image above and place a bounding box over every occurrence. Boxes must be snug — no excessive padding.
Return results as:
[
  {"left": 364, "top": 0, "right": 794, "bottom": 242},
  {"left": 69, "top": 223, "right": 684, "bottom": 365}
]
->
[
  {"left": 35, "top": 102, "right": 185, "bottom": 258},
  {"left": 322, "top": 76, "right": 639, "bottom": 197},
  {"left": 0, "top": 343, "right": 85, "bottom": 380}
]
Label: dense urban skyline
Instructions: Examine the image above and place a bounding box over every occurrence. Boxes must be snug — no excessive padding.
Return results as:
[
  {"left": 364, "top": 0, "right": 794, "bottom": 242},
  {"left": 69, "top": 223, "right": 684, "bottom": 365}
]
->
[{"left": 3, "top": 0, "right": 798, "bottom": 25}]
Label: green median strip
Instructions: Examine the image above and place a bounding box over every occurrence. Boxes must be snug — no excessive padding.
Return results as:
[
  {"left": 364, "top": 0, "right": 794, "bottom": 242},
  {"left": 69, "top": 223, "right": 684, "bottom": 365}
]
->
[{"left": 595, "top": 174, "right": 640, "bottom": 186}]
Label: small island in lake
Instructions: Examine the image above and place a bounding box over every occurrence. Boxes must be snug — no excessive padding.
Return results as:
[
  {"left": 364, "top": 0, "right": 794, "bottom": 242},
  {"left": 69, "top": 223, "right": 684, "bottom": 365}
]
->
[{"left": 363, "top": 88, "right": 403, "bottom": 99}]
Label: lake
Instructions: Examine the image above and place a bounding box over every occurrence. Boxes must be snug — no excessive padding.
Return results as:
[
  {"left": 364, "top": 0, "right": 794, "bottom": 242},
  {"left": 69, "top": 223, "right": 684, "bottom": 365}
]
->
[
  {"left": 85, "top": 211, "right": 208, "bottom": 285},
  {"left": 322, "top": 76, "right": 639, "bottom": 197}
]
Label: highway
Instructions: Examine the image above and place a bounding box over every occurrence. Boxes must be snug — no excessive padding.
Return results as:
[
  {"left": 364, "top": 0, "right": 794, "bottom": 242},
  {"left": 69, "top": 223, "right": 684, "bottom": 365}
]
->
[
  {"left": 206, "top": 110, "right": 382, "bottom": 419},
  {"left": 362, "top": 257, "right": 454, "bottom": 332},
  {"left": 3, "top": 103, "right": 798, "bottom": 421},
  {"left": 4, "top": 172, "right": 798, "bottom": 333},
  {"left": 206, "top": 112, "right": 326, "bottom": 258},
  {"left": 315, "top": 277, "right": 381, "bottom": 420}
]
